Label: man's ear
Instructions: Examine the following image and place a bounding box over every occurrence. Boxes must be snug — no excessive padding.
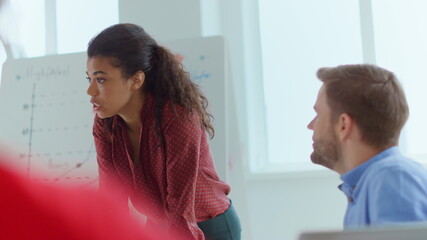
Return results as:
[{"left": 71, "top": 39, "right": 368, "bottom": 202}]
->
[
  {"left": 131, "top": 71, "right": 145, "bottom": 90},
  {"left": 336, "top": 113, "right": 354, "bottom": 141}
]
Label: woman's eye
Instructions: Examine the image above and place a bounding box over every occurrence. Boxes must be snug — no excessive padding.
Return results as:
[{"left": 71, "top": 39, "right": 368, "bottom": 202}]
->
[
  {"left": 86, "top": 77, "right": 91, "bottom": 83},
  {"left": 97, "top": 78, "right": 106, "bottom": 83}
]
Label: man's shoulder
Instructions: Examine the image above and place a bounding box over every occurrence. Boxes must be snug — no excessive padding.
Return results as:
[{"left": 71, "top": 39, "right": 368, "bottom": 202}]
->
[
  {"left": 362, "top": 154, "right": 427, "bottom": 191},
  {"left": 369, "top": 153, "right": 426, "bottom": 176}
]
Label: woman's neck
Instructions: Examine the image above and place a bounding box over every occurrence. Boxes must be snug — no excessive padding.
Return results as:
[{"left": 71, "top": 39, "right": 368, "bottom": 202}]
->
[{"left": 119, "top": 91, "right": 145, "bottom": 133}]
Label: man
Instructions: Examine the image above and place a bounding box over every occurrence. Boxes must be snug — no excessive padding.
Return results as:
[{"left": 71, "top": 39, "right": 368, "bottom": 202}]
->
[{"left": 307, "top": 64, "right": 427, "bottom": 228}]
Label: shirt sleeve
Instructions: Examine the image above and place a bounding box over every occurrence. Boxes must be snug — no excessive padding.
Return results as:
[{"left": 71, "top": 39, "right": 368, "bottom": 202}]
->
[
  {"left": 368, "top": 166, "right": 427, "bottom": 224},
  {"left": 162, "top": 111, "right": 205, "bottom": 240},
  {"left": 92, "top": 118, "right": 129, "bottom": 207}
]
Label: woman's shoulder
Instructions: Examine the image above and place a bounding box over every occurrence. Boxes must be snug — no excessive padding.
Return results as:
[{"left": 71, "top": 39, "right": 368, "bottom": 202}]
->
[
  {"left": 145, "top": 94, "right": 201, "bottom": 132},
  {"left": 162, "top": 100, "right": 200, "bottom": 122}
]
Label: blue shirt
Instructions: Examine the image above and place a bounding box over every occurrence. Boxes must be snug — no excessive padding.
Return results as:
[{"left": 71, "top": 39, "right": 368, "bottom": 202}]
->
[{"left": 339, "top": 146, "right": 427, "bottom": 229}]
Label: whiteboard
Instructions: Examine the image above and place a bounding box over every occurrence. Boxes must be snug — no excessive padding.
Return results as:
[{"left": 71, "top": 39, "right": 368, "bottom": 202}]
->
[
  {"left": 0, "top": 53, "right": 97, "bottom": 187},
  {"left": 0, "top": 36, "right": 228, "bottom": 186}
]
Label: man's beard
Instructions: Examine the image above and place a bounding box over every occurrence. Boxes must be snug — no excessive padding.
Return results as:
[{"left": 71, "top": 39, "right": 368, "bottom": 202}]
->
[{"left": 310, "top": 133, "right": 340, "bottom": 170}]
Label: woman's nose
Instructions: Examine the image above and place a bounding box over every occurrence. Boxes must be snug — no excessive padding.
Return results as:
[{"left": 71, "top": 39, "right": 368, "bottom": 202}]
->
[{"left": 86, "top": 80, "right": 98, "bottom": 96}]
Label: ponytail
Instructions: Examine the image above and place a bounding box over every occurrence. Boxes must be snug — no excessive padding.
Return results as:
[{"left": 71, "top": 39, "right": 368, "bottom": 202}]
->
[{"left": 145, "top": 45, "right": 215, "bottom": 138}]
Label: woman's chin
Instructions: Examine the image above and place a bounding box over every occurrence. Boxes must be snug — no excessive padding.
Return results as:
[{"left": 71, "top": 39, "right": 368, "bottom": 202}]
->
[{"left": 96, "top": 112, "right": 112, "bottom": 119}]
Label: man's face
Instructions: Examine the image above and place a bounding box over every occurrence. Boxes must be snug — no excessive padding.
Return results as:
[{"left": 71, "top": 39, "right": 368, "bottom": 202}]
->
[{"left": 307, "top": 84, "right": 340, "bottom": 170}]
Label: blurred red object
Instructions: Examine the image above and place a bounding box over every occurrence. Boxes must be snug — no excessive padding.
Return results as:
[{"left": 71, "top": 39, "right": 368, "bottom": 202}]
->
[{"left": 0, "top": 154, "right": 176, "bottom": 240}]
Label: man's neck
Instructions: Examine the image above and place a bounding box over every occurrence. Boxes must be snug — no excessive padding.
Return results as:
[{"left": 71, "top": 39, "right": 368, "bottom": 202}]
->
[{"left": 335, "top": 143, "right": 390, "bottom": 175}]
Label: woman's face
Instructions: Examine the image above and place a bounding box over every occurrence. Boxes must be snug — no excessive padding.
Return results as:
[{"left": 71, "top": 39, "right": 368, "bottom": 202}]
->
[{"left": 86, "top": 57, "right": 134, "bottom": 119}]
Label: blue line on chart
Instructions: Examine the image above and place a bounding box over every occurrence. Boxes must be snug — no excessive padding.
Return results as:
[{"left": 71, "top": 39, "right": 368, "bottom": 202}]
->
[
  {"left": 26, "top": 82, "right": 36, "bottom": 178},
  {"left": 192, "top": 70, "right": 211, "bottom": 84}
]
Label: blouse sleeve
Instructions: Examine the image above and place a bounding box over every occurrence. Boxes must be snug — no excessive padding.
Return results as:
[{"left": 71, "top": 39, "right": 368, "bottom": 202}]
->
[
  {"left": 163, "top": 111, "right": 206, "bottom": 240},
  {"left": 92, "top": 117, "right": 129, "bottom": 207}
]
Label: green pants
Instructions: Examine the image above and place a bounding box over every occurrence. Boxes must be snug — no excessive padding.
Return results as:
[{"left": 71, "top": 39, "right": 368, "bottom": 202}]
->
[{"left": 197, "top": 200, "right": 241, "bottom": 240}]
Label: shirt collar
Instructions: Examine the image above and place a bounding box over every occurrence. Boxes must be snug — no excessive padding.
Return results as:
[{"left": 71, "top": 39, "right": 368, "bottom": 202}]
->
[{"left": 340, "top": 146, "right": 400, "bottom": 189}]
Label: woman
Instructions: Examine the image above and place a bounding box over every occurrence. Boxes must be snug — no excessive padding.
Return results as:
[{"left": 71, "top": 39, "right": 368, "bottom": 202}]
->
[{"left": 86, "top": 23, "right": 241, "bottom": 240}]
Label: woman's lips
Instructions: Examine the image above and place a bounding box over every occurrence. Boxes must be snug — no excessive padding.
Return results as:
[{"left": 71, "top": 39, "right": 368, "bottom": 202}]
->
[{"left": 90, "top": 100, "right": 101, "bottom": 111}]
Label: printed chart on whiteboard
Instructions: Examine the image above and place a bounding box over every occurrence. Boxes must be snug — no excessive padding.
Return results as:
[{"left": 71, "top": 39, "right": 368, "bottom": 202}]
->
[{"left": 0, "top": 53, "right": 98, "bottom": 187}]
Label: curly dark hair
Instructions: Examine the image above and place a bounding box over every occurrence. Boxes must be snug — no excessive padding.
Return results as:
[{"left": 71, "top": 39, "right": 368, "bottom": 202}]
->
[{"left": 87, "top": 23, "right": 214, "bottom": 139}]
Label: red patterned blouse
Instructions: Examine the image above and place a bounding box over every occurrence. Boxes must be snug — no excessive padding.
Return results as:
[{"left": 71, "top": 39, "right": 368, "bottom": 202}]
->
[{"left": 92, "top": 94, "right": 231, "bottom": 240}]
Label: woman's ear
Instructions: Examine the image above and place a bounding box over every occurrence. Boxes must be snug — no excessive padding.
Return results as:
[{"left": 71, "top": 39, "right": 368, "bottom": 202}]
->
[{"left": 132, "top": 71, "right": 145, "bottom": 90}]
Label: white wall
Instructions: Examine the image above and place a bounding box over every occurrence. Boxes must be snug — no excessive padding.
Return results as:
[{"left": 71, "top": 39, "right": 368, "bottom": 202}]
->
[
  {"left": 119, "top": 0, "right": 202, "bottom": 41},
  {"left": 118, "top": 1, "right": 347, "bottom": 239},
  {"left": 246, "top": 172, "right": 346, "bottom": 240}
]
